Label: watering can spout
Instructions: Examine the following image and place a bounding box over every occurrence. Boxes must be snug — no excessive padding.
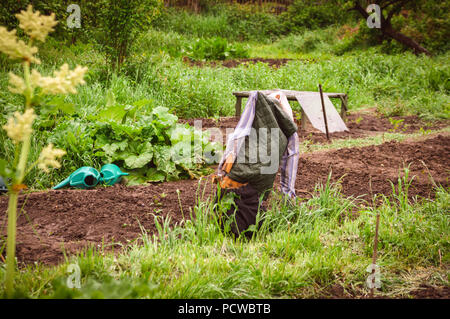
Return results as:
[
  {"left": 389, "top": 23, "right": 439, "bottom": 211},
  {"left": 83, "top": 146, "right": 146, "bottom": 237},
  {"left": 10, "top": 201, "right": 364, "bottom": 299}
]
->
[
  {"left": 100, "top": 164, "right": 129, "bottom": 185},
  {"left": 53, "top": 177, "right": 70, "bottom": 190}
]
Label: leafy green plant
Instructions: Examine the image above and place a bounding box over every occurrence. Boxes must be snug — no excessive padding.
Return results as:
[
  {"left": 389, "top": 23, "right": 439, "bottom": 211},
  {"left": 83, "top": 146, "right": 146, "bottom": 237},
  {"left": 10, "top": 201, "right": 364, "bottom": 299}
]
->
[
  {"left": 153, "top": 4, "right": 284, "bottom": 42},
  {"left": 94, "top": 0, "right": 162, "bottom": 71},
  {"left": 91, "top": 103, "right": 222, "bottom": 184},
  {"left": 388, "top": 117, "right": 405, "bottom": 132},
  {"left": 419, "top": 127, "right": 432, "bottom": 135},
  {"left": 282, "top": 0, "right": 351, "bottom": 32},
  {"left": 185, "top": 37, "right": 249, "bottom": 61},
  {"left": 354, "top": 116, "right": 363, "bottom": 124}
]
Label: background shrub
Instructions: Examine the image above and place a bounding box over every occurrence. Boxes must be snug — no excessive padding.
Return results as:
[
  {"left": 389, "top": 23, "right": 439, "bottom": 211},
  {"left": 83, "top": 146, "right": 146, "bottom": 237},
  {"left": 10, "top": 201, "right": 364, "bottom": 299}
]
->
[
  {"left": 185, "top": 37, "right": 249, "bottom": 61},
  {"left": 281, "top": 0, "right": 355, "bottom": 32}
]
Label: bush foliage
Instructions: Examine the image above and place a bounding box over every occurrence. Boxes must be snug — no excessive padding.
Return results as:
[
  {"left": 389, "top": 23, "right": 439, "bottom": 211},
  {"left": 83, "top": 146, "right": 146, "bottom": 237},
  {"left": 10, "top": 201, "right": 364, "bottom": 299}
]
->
[{"left": 185, "top": 37, "right": 249, "bottom": 61}]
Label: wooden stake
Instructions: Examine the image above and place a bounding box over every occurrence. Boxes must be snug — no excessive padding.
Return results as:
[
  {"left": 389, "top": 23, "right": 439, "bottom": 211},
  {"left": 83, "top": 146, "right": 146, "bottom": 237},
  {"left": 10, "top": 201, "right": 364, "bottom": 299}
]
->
[
  {"left": 235, "top": 96, "right": 242, "bottom": 117},
  {"left": 370, "top": 213, "right": 381, "bottom": 298},
  {"left": 300, "top": 108, "right": 307, "bottom": 131},
  {"left": 319, "top": 84, "right": 330, "bottom": 140}
]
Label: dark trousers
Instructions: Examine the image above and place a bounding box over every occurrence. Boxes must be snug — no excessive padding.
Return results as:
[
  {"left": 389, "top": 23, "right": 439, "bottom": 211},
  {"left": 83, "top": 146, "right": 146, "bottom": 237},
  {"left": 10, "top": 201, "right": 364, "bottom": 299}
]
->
[{"left": 215, "top": 183, "right": 266, "bottom": 239}]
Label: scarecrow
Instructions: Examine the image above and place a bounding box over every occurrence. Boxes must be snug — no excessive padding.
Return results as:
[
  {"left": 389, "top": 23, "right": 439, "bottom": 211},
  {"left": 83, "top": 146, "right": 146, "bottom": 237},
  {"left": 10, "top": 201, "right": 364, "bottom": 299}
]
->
[{"left": 214, "top": 91, "right": 300, "bottom": 237}]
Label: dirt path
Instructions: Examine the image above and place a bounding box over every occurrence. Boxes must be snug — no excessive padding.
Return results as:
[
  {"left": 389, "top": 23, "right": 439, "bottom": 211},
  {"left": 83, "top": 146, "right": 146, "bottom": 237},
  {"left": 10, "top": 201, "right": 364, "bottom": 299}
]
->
[{"left": 1, "top": 132, "right": 448, "bottom": 266}]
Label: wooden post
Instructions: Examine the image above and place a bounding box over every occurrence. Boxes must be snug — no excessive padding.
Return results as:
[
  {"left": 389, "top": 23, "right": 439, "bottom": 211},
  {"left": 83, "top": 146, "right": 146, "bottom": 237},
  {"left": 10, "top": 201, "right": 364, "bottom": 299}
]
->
[
  {"left": 300, "top": 108, "right": 307, "bottom": 131},
  {"left": 318, "top": 84, "right": 330, "bottom": 140},
  {"left": 340, "top": 95, "right": 348, "bottom": 122},
  {"left": 235, "top": 96, "right": 242, "bottom": 117}
]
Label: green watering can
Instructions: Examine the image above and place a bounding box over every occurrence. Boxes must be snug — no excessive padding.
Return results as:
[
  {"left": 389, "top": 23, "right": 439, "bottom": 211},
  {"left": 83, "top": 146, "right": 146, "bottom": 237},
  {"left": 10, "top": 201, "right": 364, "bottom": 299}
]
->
[
  {"left": 99, "top": 164, "right": 129, "bottom": 186},
  {"left": 53, "top": 166, "right": 101, "bottom": 190}
]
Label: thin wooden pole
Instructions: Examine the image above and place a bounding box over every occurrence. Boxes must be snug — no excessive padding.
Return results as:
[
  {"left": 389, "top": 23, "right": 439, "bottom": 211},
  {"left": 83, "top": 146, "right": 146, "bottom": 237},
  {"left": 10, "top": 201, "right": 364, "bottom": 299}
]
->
[{"left": 318, "top": 84, "right": 330, "bottom": 140}]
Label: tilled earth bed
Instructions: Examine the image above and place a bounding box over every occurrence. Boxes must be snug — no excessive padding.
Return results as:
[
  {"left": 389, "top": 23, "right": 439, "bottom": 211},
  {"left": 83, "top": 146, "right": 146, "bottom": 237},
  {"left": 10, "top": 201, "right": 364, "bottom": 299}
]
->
[
  {"left": 180, "top": 110, "right": 448, "bottom": 145},
  {"left": 182, "top": 57, "right": 296, "bottom": 68},
  {"left": 0, "top": 113, "right": 449, "bottom": 269}
]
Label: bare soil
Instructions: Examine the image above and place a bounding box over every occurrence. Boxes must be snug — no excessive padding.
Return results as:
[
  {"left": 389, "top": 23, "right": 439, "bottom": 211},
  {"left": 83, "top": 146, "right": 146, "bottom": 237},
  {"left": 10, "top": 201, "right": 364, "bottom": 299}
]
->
[
  {"left": 183, "top": 57, "right": 296, "bottom": 68},
  {"left": 319, "top": 284, "right": 450, "bottom": 299},
  {"left": 293, "top": 134, "right": 450, "bottom": 201},
  {"left": 410, "top": 284, "right": 450, "bottom": 299}
]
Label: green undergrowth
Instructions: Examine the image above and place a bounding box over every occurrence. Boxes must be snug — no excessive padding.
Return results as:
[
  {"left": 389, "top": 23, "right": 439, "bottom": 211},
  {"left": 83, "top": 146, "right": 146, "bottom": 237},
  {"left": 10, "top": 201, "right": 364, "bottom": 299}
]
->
[
  {"left": 1, "top": 172, "right": 448, "bottom": 299},
  {"left": 1, "top": 29, "right": 448, "bottom": 121}
]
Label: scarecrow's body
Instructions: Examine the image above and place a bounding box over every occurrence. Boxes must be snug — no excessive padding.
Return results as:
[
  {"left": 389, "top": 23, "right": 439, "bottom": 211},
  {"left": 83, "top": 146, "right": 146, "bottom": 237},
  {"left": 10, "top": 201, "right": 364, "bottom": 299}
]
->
[{"left": 215, "top": 91, "right": 300, "bottom": 237}]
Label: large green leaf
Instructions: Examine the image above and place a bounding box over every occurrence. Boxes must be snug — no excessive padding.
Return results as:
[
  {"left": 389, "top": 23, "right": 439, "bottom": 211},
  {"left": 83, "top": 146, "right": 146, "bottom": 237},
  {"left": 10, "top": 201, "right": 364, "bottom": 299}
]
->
[
  {"left": 124, "top": 152, "right": 153, "bottom": 169},
  {"left": 97, "top": 105, "right": 128, "bottom": 123},
  {"left": 153, "top": 145, "right": 176, "bottom": 174},
  {"left": 152, "top": 106, "right": 178, "bottom": 127},
  {"left": 170, "top": 141, "right": 192, "bottom": 165},
  {"left": 89, "top": 102, "right": 221, "bottom": 185},
  {"left": 42, "top": 96, "right": 76, "bottom": 115},
  {"left": 102, "top": 140, "right": 128, "bottom": 158},
  {"left": 146, "top": 168, "right": 165, "bottom": 182},
  {"left": 169, "top": 125, "right": 192, "bottom": 144}
]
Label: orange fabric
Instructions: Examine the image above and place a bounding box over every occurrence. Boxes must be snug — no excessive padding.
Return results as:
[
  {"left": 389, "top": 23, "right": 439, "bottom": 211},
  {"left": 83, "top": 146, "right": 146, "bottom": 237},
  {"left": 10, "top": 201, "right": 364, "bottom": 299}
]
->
[
  {"left": 211, "top": 143, "right": 246, "bottom": 189},
  {"left": 211, "top": 174, "right": 247, "bottom": 189},
  {"left": 222, "top": 154, "right": 235, "bottom": 173},
  {"left": 219, "top": 176, "right": 247, "bottom": 189}
]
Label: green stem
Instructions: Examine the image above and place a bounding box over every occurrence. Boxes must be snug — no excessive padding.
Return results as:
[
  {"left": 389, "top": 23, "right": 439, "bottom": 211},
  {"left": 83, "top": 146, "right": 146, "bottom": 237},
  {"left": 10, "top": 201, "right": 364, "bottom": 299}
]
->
[
  {"left": 5, "top": 190, "right": 18, "bottom": 298},
  {"left": 4, "top": 137, "right": 30, "bottom": 298},
  {"left": 4, "top": 60, "right": 33, "bottom": 298},
  {"left": 12, "top": 143, "right": 20, "bottom": 168},
  {"left": 16, "top": 135, "right": 31, "bottom": 184},
  {"left": 23, "top": 61, "right": 32, "bottom": 109}
]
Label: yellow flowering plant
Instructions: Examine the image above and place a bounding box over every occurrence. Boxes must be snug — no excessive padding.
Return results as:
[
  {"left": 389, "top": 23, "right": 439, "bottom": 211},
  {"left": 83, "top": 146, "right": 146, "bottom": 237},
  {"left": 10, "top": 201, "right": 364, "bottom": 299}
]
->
[{"left": 0, "top": 5, "right": 87, "bottom": 297}]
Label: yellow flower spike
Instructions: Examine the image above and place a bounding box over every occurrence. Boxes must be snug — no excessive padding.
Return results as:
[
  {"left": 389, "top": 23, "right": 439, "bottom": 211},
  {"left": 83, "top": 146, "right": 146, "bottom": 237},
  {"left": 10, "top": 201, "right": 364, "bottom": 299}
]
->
[
  {"left": 38, "top": 143, "right": 66, "bottom": 173},
  {"left": 30, "top": 68, "right": 42, "bottom": 87},
  {"left": 0, "top": 27, "right": 40, "bottom": 64},
  {"left": 16, "top": 5, "right": 58, "bottom": 42},
  {"left": 36, "top": 63, "right": 88, "bottom": 95},
  {"left": 8, "top": 72, "right": 27, "bottom": 94},
  {"left": 67, "top": 65, "right": 88, "bottom": 88},
  {"left": 2, "top": 108, "right": 36, "bottom": 144}
]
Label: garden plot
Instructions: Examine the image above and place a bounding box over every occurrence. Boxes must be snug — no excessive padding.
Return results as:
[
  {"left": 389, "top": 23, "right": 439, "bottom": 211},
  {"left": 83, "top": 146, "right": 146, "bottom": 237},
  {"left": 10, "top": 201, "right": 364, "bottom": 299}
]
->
[
  {"left": 180, "top": 110, "right": 448, "bottom": 145},
  {"left": 0, "top": 126, "right": 448, "bottom": 266}
]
